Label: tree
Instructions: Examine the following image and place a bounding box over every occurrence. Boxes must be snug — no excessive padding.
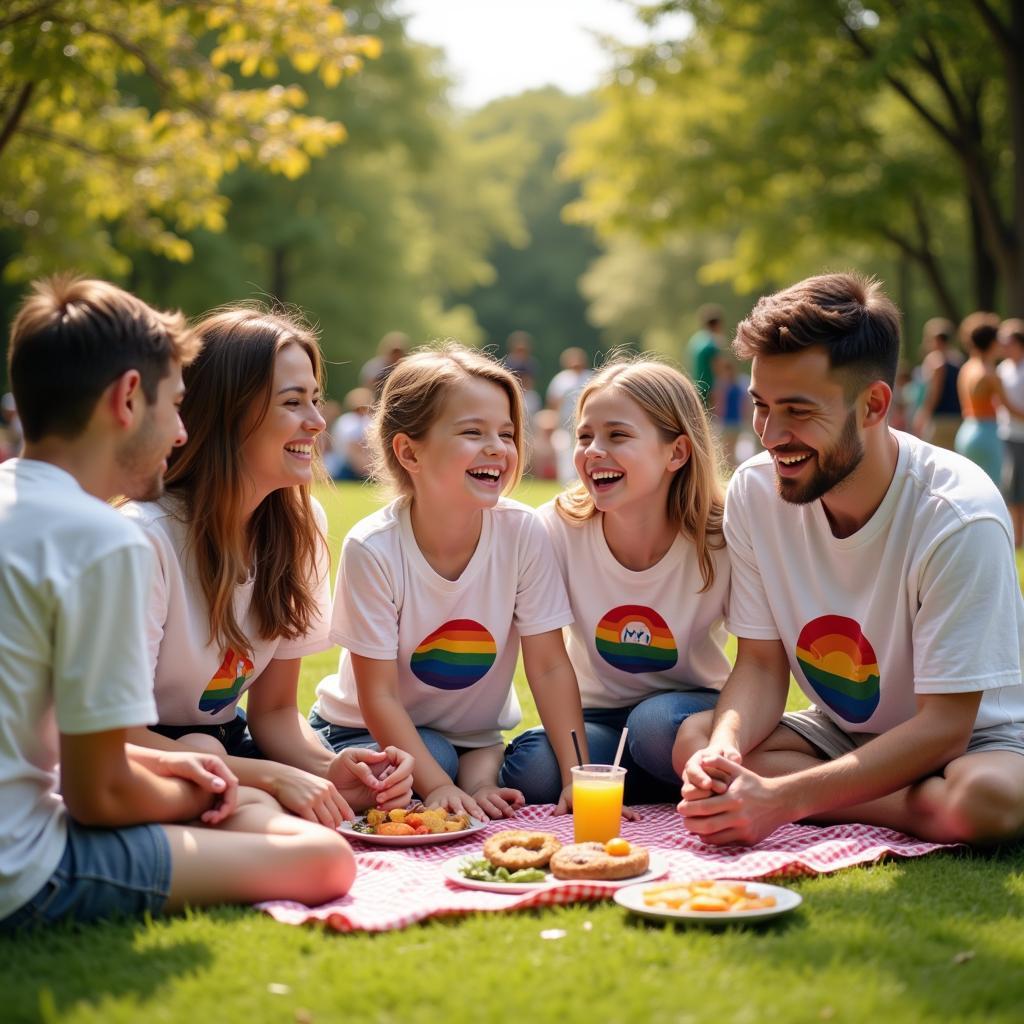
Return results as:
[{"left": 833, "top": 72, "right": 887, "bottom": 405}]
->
[
  {"left": 457, "top": 87, "right": 604, "bottom": 381},
  {"left": 124, "top": 1, "right": 529, "bottom": 394},
  {"left": 567, "top": 1, "right": 1022, "bottom": 320},
  {"left": 0, "top": 0, "right": 376, "bottom": 281}
]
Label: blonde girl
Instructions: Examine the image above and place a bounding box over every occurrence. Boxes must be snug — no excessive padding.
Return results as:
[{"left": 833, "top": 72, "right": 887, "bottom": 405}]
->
[
  {"left": 500, "top": 357, "right": 731, "bottom": 803},
  {"left": 311, "top": 343, "right": 589, "bottom": 818}
]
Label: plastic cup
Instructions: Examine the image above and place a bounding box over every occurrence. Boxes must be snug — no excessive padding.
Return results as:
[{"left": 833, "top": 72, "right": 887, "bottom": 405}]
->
[{"left": 571, "top": 764, "right": 626, "bottom": 843}]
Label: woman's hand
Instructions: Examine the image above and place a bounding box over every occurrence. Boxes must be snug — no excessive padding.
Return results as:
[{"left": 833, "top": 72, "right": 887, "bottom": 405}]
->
[{"left": 129, "top": 745, "right": 239, "bottom": 825}]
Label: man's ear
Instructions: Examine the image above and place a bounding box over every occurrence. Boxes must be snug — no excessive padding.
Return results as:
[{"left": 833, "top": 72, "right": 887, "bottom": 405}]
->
[
  {"left": 668, "top": 434, "right": 692, "bottom": 472},
  {"left": 392, "top": 432, "right": 420, "bottom": 475},
  {"left": 861, "top": 380, "right": 892, "bottom": 428},
  {"left": 107, "top": 370, "right": 143, "bottom": 429}
]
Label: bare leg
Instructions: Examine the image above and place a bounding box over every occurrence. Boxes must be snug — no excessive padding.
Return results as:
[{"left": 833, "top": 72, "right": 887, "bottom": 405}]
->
[
  {"left": 455, "top": 743, "right": 505, "bottom": 794},
  {"left": 745, "top": 742, "right": 1024, "bottom": 844},
  {"left": 163, "top": 787, "right": 356, "bottom": 911}
]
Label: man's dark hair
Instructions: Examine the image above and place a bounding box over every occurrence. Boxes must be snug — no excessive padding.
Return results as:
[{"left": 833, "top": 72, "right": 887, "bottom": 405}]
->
[
  {"left": 7, "top": 274, "right": 200, "bottom": 443},
  {"left": 733, "top": 272, "right": 901, "bottom": 393}
]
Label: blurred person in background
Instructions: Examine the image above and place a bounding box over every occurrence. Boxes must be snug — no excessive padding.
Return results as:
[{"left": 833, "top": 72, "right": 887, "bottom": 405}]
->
[
  {"left": 505, "top": 331, "right": 541, "bottom": 419},
  {"left": 0, "top": 392, "right": 22, "bottom": 461},
  {"left": 360, "top": 331, "right": 408, "bottom": 396},
  {"left": 330, "top": 387, "right": 374, "bottom": 482},
  {"left": 954, "top": 312, "right": 1024, "bottom": 484},
  {"left": 711, "top": 351, "right": 754, "bottom": 469},
  {"left": 998, "top": 319, "right": 1024, "bottom": 547},
  {"left": 687, "top": 304, "right": 725, "bottom": 405},
  {"left": 546, "top": 346, "right": 592, "bottom": 483},
  {"left": 528, "top": 408, "right": 559, "bottom": 480},
  {"left": 912, "top": 317, "right": 961, "bottom": 448}
]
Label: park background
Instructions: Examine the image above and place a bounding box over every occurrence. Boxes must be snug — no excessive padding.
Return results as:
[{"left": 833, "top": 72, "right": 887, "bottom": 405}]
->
[{"left": 2, "top": 2, "right": 1024, "bottom": 1023}]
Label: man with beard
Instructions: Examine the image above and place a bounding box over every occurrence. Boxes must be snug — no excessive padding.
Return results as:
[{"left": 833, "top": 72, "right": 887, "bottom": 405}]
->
[
  {"left": 0, "top": 276, "right": 354, "bottom": 931},
  {"left": 672, "top": 272, "right": 1024, "bottom": 846}
]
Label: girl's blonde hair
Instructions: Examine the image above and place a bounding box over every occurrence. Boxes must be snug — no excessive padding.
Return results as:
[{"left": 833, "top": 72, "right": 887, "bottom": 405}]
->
[
  {"left": 369, "top": 341, "right": 527, "bottom": 498},
  {"left": 163, "top": 305, "right": 327, "bottom": 658},
  {"left": 556, "top": 357, "right": 726, "bottom": 591}
]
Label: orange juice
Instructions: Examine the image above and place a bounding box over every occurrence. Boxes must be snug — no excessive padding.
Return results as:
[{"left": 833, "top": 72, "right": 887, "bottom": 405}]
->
[{"left": 572, "top": 765, "right": 626, "bottom": 843}]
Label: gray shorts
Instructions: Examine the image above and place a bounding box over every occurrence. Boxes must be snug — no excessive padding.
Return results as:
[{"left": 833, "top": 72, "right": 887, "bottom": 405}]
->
[
  {"left": 0, "top": 819, "right": 171, "bottom": 932},
  {"left": 781, "top": 706, "right": 1024, "bottom": 761}
]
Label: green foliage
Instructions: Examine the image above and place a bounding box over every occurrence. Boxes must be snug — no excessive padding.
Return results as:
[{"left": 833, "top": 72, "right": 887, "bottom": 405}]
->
[
  {"left": 123, "top": 2, "right": 529, "bottom": 396},
  {"left": 457, "top": 87, "right": 604, "bottom": 381},
  {"left": 566, "top": 0, "right": 1021, "bottom": 325},
  {"left": 0, "top": 0, "right": 377, "bottom": 280}
]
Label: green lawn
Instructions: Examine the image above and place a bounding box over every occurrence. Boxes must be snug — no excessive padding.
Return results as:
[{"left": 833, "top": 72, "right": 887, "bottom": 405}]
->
[{"left": 2, "top": 482, "right": 1023, "bottom": 1024}]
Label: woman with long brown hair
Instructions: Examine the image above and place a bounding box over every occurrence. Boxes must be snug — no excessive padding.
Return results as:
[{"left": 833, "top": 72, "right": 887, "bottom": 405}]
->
[{"left": 121, "top": 305, "right": 413, "bottom": 826}]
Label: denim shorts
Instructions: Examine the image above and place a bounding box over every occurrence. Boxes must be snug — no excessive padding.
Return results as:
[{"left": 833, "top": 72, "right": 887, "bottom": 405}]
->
[
  {"left": 0, "top": 819, "right": 171, "bottom": 932},
  {"left": 150, "top": 708, "right": 263, "bottom": 759}
]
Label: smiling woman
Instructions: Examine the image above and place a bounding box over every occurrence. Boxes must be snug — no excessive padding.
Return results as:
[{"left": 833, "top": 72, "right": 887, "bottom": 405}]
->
[{"left": 118, "top": 304, "right": 415, "bottom": 828}]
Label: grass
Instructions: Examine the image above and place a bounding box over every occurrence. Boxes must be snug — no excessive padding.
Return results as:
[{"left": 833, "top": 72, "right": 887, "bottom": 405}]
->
[{"left": 2, "top": 482, "right": 1023, "bottom": 1024}]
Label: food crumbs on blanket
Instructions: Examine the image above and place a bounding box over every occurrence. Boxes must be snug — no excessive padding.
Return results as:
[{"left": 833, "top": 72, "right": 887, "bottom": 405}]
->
[
  {"left": 540, "top": 929, "right": 567, "bottom": 940},
  {"left": 267, "top": 983, "right": 291, "bottom": 995}
]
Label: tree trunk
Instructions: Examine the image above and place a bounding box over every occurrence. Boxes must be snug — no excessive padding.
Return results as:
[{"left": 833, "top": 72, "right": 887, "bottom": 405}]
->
[
  {"left": 1006, "top": 0, "right": 1024, "bottom": 313},
  {"left": 969, "top": 191, "right": 998, "bottom": 310},
  {"left": 270, "top": 245, "right": 289, "bottom": 303}
]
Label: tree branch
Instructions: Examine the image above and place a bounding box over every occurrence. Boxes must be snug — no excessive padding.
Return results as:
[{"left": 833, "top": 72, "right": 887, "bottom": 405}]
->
[
  {"left": 0, "top": 81, "right": 34, "bottom": 161},
  {"left": 970, "top": 0, "right": 1015, "bottom": 57},
  {"left": 0, "top": 0, "right": 59, "bottom": 33},
  {"left": 838, "top": 15, "right": 959, "bottom": 149},
  {"left": 19, "top": 123, "right": 143, "bottom": 165}
]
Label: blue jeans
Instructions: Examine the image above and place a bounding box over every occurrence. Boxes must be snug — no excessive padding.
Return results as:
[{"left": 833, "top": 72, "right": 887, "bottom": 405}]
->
[
  {"left": 309, "top": 708, "right": 461, "bottom": 783},
  {"left": 150, "top": 707, "right": 263, "bottom": 759},
  {"left": 499, "top": 689, "right": 720, "bottom": 804},
  {"left": 0, "top": 819, "right": 171, "bottom": 932}
]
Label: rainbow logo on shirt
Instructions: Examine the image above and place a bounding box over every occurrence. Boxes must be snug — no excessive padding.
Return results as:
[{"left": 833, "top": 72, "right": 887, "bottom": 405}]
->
[
  {"left": 795, "top": 615, "right": 880, "bottom": 724},
  {"left": 410, "top": 619, "right": 497, "bottom": 690},
  {"left": 198, "top": 648, "right": 254, "bottom": 714},
  {"left": 595, "top": 605, "right": 678, "bottom": 674}
]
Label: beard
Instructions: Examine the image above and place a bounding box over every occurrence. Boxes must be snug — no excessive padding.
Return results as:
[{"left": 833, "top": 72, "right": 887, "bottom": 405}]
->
[
  {"left": 115, "top": 412, "right": 169, "bottom": 502},
  {"left": 775, "top": 408, "right": 864, "bottom": 505}
]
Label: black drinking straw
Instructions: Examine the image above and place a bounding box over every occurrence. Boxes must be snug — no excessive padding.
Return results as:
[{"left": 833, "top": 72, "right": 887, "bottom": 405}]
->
[{"left": 571, "top": 729, "right": 584, "bottom": 768}]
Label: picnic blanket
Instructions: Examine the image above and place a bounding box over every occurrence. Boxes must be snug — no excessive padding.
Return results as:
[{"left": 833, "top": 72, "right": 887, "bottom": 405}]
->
[{"left": 258, "top": 804, "right": 955, "bottom": 932}]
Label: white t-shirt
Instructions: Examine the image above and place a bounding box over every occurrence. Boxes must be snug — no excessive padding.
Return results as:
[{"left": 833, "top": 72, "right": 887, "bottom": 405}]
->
[
  {"left": 725, "top": 432, "right": 1024, "bottom": 734},
  {"left": 0, "top": 460, "right": 158, "bottom": 919},
  {"left": 997, "top": 359, "right": 1024, "bottom": 442},
  {"left": 315, "top": 497, "right": 573, "bottom": 747},
  {"left": 537, "top": 501, "right": 731, "bottom": 709},
  {"left": 546, "top": 368, "right": 592, "bottom": 430},
  {"left": 121, "top": 495, "right": 333, "bottom": 727},
  {"left": 330, "top": 411, "right": 370, "bottom": 472}
]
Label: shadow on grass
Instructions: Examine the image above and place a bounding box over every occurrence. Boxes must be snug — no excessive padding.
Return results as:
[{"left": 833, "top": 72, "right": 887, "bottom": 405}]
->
[{"left": 0, "top": 912, "right": 213, "bottom": 1024}]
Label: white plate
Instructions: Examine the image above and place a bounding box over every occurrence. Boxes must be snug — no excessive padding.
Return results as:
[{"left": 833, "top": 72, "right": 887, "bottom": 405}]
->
[
  {"left": 614, "top": 879, "right": 802, "bottom": 925},
  {"left": 339, "top": 817, "right": 487, "bottom": 847},
  {"left": 443, "top": 851, "right": 669, "bottom": 894}
]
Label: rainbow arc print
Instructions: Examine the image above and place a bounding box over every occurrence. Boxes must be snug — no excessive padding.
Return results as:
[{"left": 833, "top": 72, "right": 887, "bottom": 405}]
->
[
  {"left": 410, "top": 619, "right": 497, "bottom": 690},
  {"left": 795, "top": 615, "right": 880, "bottom": 723},
  {"left": 595, "top": 605, "right": 678, "bottom": 674},
  {"left": 199, "top": 648, "right": 254, "bottom": 715}
]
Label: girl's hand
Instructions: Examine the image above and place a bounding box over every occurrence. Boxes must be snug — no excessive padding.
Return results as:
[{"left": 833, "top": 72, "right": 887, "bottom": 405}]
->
[
  {"left": 270, "top": 763, "right": 354, "bottom": 827},
  {"left": 422, "top": 784, "right": 486, "bottom": 821},
  {"left": 552, "top": 783, "right": 573, "bottom": 816},
  {"left": 470, "top": 784, "right": 525, "bottom": 820},
  {"left": 326, "top": 747, "right": 415, "bottom": 813}
]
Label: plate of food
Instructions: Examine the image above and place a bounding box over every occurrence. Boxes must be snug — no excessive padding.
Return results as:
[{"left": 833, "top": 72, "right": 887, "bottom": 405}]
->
[
  {"left": 614, "top": 878, "right": 802, "bottom": 925},
  {"left": 340, "top": 806, "right": 487, "bottom": 846},
  {"left": 443, "top": 830, "right": 667, "bottom": 894}
]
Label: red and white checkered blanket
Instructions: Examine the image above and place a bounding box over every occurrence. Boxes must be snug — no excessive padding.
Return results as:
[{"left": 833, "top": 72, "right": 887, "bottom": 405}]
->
[{"left": 258, "top": 804, "right": 954, "bottom": 932}]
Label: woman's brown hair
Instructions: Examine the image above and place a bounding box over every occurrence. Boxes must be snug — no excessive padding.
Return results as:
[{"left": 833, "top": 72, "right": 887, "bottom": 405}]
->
[
  {"left": 556, "top": 357, "right": 726, "bottom": 591},
  {"left": 368, "top": 341, "right": 527, "bottom": 498},
  {"left": 163, "top": 305, "right": 327, "bottom": 657}
]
